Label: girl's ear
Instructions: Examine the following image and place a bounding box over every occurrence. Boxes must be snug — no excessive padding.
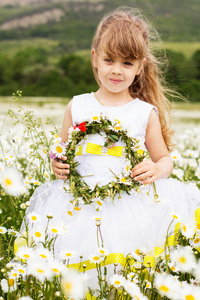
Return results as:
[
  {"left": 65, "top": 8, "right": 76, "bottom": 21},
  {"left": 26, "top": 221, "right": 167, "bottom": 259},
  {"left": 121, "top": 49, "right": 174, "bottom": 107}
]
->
[
  {"left": 91, "top": 49, "right": 97, "bottom": 68},
  {"left": 136, "top": 58, "right": 146, "bottom": 75}
]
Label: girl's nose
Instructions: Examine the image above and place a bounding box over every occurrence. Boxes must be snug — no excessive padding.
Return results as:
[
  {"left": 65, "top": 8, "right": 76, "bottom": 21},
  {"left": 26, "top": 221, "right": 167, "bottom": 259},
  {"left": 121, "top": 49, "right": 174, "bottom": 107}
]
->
[{"left": 111, "top": 63, "right": 122, "bottom": 74}]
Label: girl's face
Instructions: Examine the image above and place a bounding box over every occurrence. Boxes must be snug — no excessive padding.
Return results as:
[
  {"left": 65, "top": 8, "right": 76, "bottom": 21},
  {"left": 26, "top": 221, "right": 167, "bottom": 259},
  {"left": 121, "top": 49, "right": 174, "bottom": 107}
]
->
[{"left": 92, "top": 49, "right": 143, "bottom": 96}]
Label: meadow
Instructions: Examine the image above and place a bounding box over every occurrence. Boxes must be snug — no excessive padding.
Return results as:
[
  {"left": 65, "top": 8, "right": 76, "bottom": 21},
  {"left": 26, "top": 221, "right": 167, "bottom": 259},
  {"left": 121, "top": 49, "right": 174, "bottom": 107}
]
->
[{"left": 0, "top": 94, "right": 200, "bottom": 299}]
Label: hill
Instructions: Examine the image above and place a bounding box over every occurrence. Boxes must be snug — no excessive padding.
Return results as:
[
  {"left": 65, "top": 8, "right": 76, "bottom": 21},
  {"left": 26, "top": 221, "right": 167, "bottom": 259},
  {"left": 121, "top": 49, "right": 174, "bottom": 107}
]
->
[{"left": 0, "top": 0, "right": 199, "bottom": 52}]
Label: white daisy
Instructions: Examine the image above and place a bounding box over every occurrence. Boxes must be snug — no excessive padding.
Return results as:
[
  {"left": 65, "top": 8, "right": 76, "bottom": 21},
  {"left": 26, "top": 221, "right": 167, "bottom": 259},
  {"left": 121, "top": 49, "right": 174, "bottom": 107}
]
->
[
  {"left": 154, "top": 273, "right": 177, "bottom": 298},
  {"left": 123, "top": 280, "right": 140, "bottom": 296},
  {"left": 109, "top": 274, "right": 125, "bottom": 289},
  {"left": 172, "top": 168, "right": 184, "bottom": 180},
  {"left": 117, "top": 175, "right": 132, "bottom": 185},
  {"left": 0, "top": 167, "right": 24, "bottom": 196},
  {"left": 14, "top": 263, "right": 27, "bottom": 278},
  {"left": 193, "top": 260, "right": 200, "bottom": 282},
  {"left": 127, "top": 272, "right": 138, "bottom": 283},
  {"left": 180, "top": 217, "right": 196, "bottom": 239},
  {"left": 170, "top": 247, "right": 196, "bottom": 273},
  {"left": 1, "top": 278, "right": 17, "bottom": 293},
  {"left": 0, "top": 227, "right": 7, "bottom": 234},
  {"left": 50, "top": 142, "right": 67, "bottom": 158},
  {"left": 29, "top": 225, "right": 45, "bottom": 243},
  {"left": 97, "top": 247, "right": 109, "bottom": 257},
  {"left": 35, "top": 246, "right": 53, "bottom": 261},
  {"left": 49, "top": 259, "right": 65, "bottom": 276},
  {"left": 27, "top": 211, "right": 41, "bottom": 224},
  {"left": 180, "top": 284, "right": 200, "bottom": 300},
  {"left": 38, "top": 146, "right": 48, "bottom": 160},
  {"left": 16, "top": 246, "right": 35, "bottom": 261},
  {"left": 48, "top": 220, "right": 68, "bottom": 236},
  {"left": 61, "top": 269, "right": 85, "bottom": 299},
  {"left": 88, "top": 253, "right": 103, "bottom": 264},
  {"left": 27, "top": 258, "right": 52, "bottom": 282},
  {"left": 59, "top": 248, "right": 77, "bottom": 261},
  {"left": 190, "top": 232, "right": 200, "bottom": 248}
]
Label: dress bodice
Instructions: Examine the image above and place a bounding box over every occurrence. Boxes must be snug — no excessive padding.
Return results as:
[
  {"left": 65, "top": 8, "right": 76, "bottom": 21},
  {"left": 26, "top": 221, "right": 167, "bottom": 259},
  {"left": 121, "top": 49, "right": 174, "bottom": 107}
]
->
[{"left": 70, "top": 93, "right": 157, "bottom": 188}]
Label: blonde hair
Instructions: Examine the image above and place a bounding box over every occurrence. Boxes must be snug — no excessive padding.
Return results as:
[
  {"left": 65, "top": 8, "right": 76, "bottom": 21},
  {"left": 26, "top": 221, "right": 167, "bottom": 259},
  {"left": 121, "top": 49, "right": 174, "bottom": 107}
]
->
[{"left": 91, "top": 7, "right": 174, "bottom": 150}]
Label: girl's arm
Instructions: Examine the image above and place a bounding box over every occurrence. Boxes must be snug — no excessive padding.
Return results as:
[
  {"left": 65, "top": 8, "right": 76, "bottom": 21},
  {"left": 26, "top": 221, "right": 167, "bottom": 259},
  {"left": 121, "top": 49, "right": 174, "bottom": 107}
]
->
[
  {"left": 51, "top": 100, "right": 73, "bottom": 179},
  {"left": 131, "top": 109, "right": 174, "bottom": 184}
]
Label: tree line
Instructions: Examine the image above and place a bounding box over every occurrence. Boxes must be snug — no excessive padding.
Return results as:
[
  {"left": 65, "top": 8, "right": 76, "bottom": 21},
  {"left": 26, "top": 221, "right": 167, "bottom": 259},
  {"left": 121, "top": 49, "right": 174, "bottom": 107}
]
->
[{"left": 0, "top": 47, "right": 200, "bottom": 101}]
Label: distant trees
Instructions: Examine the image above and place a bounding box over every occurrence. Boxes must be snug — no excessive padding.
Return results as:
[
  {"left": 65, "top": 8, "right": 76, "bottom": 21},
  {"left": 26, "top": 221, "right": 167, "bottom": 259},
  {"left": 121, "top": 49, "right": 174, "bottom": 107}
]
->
[{"left": 0, "top": 47, "right": 199, "bottom": 101}]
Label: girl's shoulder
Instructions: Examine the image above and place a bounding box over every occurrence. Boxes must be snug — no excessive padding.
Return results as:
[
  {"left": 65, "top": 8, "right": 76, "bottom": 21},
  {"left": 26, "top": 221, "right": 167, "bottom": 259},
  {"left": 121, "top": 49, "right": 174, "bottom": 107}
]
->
[
  {"left": 72, "top": 92, "right": 93, "bottom": 103},
  {"left": 71, "top": 93, "right": 94, "bottom": 125},
  {"left": 136, "top": 98, "right": 158, "bottom": 115}
]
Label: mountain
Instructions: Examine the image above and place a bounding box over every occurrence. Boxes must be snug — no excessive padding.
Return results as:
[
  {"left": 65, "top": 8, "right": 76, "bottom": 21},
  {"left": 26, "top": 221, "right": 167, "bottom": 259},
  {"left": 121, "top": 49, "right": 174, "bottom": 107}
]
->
[{"left": 0, "top": 0, "right": 199, "bottom": 51}]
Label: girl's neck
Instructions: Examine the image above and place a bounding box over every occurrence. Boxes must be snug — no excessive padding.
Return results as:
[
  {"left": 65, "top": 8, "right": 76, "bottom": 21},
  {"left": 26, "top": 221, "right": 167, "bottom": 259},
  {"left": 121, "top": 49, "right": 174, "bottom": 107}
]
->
[{"left": 95, "top": 88, "right": 134, "bottom": 107}]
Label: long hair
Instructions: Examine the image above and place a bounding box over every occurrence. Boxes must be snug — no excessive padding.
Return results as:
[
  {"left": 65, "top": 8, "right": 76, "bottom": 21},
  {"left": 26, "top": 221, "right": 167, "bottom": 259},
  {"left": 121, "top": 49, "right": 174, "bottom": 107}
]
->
[{"left": 91, "top": 7, "right": 174, "bottom": 150}]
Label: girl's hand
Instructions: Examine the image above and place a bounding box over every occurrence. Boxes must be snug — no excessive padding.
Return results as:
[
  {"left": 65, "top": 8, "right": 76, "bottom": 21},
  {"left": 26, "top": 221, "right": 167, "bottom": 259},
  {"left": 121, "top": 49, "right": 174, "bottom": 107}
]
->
[
  {"left": 131, "top": 160, "right": 162, "bottom": 184},
  {"left": 51, "top": 156, "right": 70, "bottom": 179}
]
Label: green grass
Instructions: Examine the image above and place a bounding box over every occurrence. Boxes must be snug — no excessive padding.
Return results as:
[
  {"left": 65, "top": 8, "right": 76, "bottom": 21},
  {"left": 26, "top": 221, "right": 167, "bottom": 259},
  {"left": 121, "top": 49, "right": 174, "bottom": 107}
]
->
[
  {"left": 0, "top": 38, "right": 59, "bottom": 57},
  {"left": 0, "top": 39, "right": 199, "bottom": 60},
  {"left": 174, "top": 101, "right": 200, "bottom": 110},
  {"left": 0, "top": 96, "right": 69, "bottom": 105}
]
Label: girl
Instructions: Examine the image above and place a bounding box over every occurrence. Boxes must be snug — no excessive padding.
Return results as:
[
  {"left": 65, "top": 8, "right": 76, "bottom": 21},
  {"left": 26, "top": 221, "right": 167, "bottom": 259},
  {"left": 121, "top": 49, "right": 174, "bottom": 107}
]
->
[{"left": 23, "top": 7, "right": 200, "bottom": 286}]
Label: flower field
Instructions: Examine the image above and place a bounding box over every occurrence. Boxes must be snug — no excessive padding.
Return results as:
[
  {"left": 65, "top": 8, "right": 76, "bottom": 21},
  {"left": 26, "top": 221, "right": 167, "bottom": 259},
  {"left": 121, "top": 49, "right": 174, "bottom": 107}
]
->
[{"left": 0, "top": 92, "right": 200, "bottom": 299}]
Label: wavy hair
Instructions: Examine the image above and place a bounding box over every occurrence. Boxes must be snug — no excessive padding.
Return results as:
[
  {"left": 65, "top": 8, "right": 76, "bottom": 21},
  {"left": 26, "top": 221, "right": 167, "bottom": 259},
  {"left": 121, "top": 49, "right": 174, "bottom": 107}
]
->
[{"left": 91, "top": 7, "right": 174, "bottom": 150}]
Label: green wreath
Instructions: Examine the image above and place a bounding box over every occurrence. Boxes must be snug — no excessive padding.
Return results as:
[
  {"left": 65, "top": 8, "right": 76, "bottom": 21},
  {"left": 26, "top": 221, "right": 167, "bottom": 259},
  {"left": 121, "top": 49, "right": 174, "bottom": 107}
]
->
[{"left": 60, "top": 115, "right": 149, "bottom": 206}]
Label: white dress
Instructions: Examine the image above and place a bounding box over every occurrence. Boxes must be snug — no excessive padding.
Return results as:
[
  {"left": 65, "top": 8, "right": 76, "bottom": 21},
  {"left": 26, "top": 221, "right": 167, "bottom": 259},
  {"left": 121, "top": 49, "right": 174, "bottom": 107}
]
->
[{"left": 20, "top": 92, "right": 200, "bottom": 272}]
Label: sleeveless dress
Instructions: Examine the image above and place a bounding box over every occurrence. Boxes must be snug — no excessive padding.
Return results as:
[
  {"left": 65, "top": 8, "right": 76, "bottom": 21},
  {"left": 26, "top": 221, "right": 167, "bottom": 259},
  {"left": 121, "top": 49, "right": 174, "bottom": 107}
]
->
[{"left": 17, "top": 92, "right": 200, "bottom": 276}]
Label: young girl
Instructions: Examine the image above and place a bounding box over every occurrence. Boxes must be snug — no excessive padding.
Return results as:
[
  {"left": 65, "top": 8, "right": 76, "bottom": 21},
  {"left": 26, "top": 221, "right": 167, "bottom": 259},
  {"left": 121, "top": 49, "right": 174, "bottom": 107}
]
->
[{"left": 23, "top": 7, "right": 200, "bottom": 284}]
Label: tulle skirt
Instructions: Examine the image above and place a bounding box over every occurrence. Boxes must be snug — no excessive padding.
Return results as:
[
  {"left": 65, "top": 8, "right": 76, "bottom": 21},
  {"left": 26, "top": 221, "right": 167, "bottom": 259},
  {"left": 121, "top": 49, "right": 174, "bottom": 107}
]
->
[{"left": 21, "top": 177, "right": 200, "bottom": 268}]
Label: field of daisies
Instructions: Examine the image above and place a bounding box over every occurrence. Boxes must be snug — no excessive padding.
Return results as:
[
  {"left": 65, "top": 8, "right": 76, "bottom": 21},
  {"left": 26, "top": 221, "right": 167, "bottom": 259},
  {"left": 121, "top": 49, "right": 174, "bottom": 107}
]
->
[{"left": 0, "top": 92, "right": 200, "bottom": 300}]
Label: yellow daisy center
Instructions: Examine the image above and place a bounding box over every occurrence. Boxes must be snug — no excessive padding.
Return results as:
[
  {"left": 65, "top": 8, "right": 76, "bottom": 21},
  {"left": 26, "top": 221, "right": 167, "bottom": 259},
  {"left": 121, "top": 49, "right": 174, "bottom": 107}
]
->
[
  {"left": 40, "top": 254, "right": 47, "bottom": 259},
  {"left": 74, "top": 207, "right": 81, "bottom": 211},
  {"left": 97, "top": 200, "right": 102, "bottom": 206},
  {"left": 52, "top": 268, "right": 59, "bottom": 273},
  {"left": 99, "top": 250, "right": 105, "bottom": 254},
  {"left": 23, "top": 254, "right": 30, "bottom": 259},
  {"left": 12, "top": 272, "right": 18, "bottom": 277},
  {"left": 8, "top": 279, "right": 15, "bottom": 286},
  {"left": 172, "top": 214, "right": 178, "bottom": 219},
  {"left": 56, "top": 146, "right": 63, "bottom": 153},
  {"left": 160, "top": 285, "right": 169, "bottom": 292},
  {"left": 64, "top": 282, "right": 72, "bottom": 292},
  {"left": 182, "top": 225, "right": 187, "bottom": 232},
  {"left": 194, "top": 238, "right": 200, "bottom": 244},
  {"left": 18, "top": 269, "right": 25, "bottom": 273},
  {"left": 121, "top": 178, "right": 127, "bottom": 183},
  {"left": 31, "top": 216, "right": 37, "bottom": 221},
  {"left": 93, "top": 116, "right": 99, "bottom": 121},
  {"left": 114, "top": 280, "right": 121, "bottom": 285},
  {"left": 35, "top": 232, "right": 42, "bottom": 237},
  {"left": 5, "top": 178, "right": 12, "bottom": 186},
  {"left": 0, "top": 229, "right": 4, "bottom": 233},
  {"left": 185, "top": 296, "right": 195, "bottom": 300},
  {"left": 51, "top": 228, "right": 58, "bottom": 233},
  {"left": 37, "top": 269, "right": 44, "bottom": 273},
  {"left": 93, "top": 256, "right": 100, "bottom": 261},
  {"left": 178, "top": 256, "right": 186, "bottom": 264},
  {"left": 66, "top": 253, "right": 72, "bottom": 257},
  {"left": 43, "top": 149, "right": 47, "bottom": 154},
  {"left": 67, "top": 211, "right": 73, "bottom": 216},
  {"left": 137, "top": 149, "right": 144, "bottom": 155}
]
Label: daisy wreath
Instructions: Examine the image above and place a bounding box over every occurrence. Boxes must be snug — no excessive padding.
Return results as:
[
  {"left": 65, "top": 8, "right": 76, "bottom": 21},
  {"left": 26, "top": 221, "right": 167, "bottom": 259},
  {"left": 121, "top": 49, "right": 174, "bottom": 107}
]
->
[{"left": 50, "top": 114, "right": 155, "bottom": 207}]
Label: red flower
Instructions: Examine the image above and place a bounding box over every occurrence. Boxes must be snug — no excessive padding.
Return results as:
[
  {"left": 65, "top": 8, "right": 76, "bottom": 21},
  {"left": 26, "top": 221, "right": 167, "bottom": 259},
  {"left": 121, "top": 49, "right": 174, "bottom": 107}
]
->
[{"left": 74, "top": 122, "right": 87, "bottom": 132}]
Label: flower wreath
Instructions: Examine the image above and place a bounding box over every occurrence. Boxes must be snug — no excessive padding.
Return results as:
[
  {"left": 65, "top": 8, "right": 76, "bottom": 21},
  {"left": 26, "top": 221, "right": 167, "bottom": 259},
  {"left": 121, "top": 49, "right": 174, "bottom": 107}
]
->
[{"left": 50, "top": 115, "right": 150, "bottom": 207}]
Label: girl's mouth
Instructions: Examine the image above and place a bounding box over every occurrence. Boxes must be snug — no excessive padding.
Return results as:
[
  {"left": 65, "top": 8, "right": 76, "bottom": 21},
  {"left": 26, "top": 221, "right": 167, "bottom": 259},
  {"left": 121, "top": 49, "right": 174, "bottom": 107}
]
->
[{"left": 109, "top": 78, "right": 122, "bottom": 84}]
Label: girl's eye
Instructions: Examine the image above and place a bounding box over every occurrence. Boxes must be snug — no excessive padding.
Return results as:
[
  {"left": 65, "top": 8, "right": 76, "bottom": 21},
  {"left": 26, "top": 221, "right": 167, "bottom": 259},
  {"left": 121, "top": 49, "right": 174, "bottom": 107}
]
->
[
  {"left": 124, "top": 61, "right": 133, "bottom": 66},
  {"left": 104, "top": 58, "right": 113, "bottom": 63}
]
